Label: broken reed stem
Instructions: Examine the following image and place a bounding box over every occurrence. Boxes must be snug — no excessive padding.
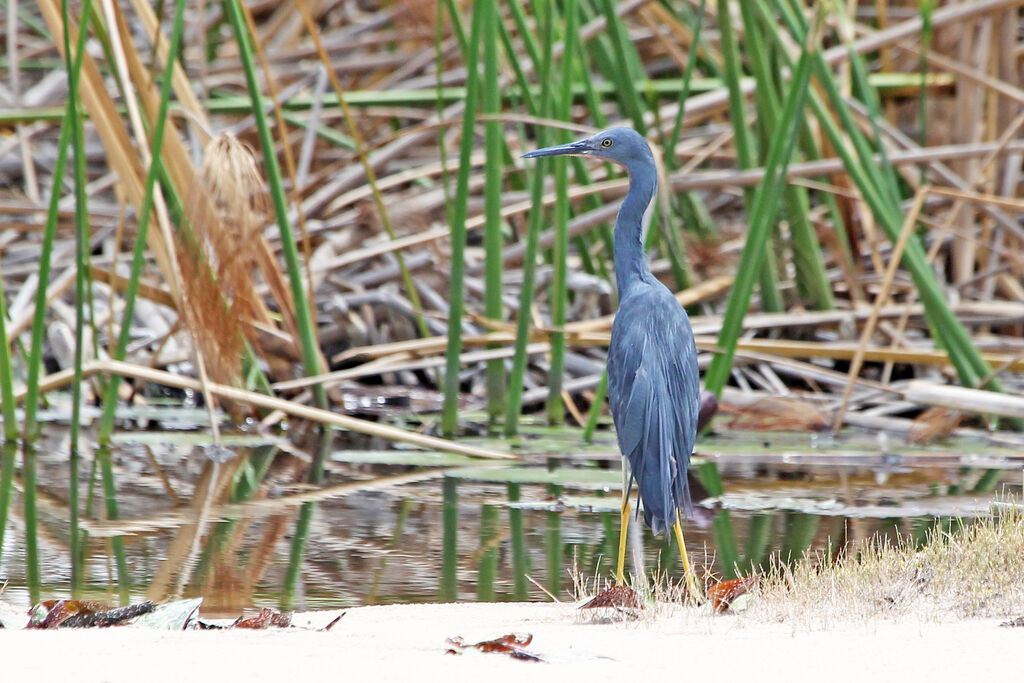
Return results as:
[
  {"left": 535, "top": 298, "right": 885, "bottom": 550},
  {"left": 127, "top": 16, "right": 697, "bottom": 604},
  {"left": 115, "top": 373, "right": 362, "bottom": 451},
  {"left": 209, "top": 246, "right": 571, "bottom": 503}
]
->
[
  {"left": 22, "top": 359, "right": 516, "bottom": 460},
  {"left": 905, "top": 380, "right": 1024, "bottom": 420},
  {"left": 292, "top": 0, "right": 430, "bottom": 341},
  {"left": 832, "top": 187, "right": 930, "bottom": 435}
]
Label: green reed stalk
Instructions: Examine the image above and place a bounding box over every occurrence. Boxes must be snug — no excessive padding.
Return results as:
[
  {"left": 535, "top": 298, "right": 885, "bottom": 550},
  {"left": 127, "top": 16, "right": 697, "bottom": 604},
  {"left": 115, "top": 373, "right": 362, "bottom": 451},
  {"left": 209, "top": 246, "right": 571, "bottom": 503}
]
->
[
  {"left": 440, "top": 2, "right": 486, "bottom": 436},
  {"left": 598, "top": 0, "right": 644, "bottom": 131},
  {"left": 569, "top": 25, "right": 617, "bottom": 282},
  {"left": 496, "top": 19, "right": 536, "bottom": 115},
  {"left": 739, "top": 0, "right": 832, "bottom": 310},
  {"left": 482, "top": 0, "right": 505, "bottom": 424},
  {"left": 0, "top": 274, "right": 19, "bottom": 445},
  {"left": 434, "top": 1, "right": 453, "bottom": 249},
  {"left": 280, "top": 499, "right": 311, "bottom": 610},
  {"left": 764, "top": 11, "right": 982, "bottom": 377},
  {"left": 97, "top": 0, "right": 187, "bottom": 443},
  {"left": 507, "top": 1, "right": 540, "bottom": 66},
  {"left": 667, "top": 0, "right": 708, "bottom": 156},
  {"left": 503, "top": 6, "right": 556, "bottom": 437},
  {"left": 442, "top": 0, "right": 467, "bottom": 55},
  {"left": 22, "top": 444, "right": 40, "bottom": 602},
  {"left": 748, "top": 1, "right": 853, "bottom": 276},
  {"left": 282, "top": 434, "right": 329, "bottom": 609},
  {"left": 698, "top": 461, "right": 740, "bottom": 578},
  {"left": 226, "top": 0, "right": 326, "bottom": 408},
  {"left": 23, "top": 0, "right": 91, "bottom": 442},
  {"left": 477, "top": 503, "right": 500, "bottom": 601},
  {"left": 93, "top": 0, "right": 186, "bottom": 599},
  {"left": 777, "top": 1, "right": 1002, "bottom": 395},
  {"left": 0, "top": 441, "right": 16, "bottom": 572},
  {"left": 439, "top": 477, "right": 458, "bottom": 601},
  {"left": 545, "top": 483, "right": 563, "bottom": 598},
  {"left": 781, "top": 512, "right": 819, "bottom": 565},
  {"left": 95, "top": 445, "right": 130, "bottom": 603},
  {"left": 741, "top": 513, "right": 772, "bottom": 573},
  {"left": 717, "top": 0, "right": 784, "bottom": 313},
  {"left": 918, "top": 0, "right": 936, "bottom": 182},
  {"left": 545, "top": 0, "right": 579, "bottom": 425},
  {"left": 21, "top": 142, "right": 66, "bottom": 439},
  {"left": 506, "top": 483, "right": 529, "bottom": 600},
  {"left": 829, "top": 5, "right": 903, "bottom": 209},
  {"left": 63, "top": 0, "right": 95, "bottom": 596},
  {"left": 281, "top": 500, "right": 313, "bottom": 610},
  {"left": 704, "top": 19, "right": 816, "bottom": 395}
]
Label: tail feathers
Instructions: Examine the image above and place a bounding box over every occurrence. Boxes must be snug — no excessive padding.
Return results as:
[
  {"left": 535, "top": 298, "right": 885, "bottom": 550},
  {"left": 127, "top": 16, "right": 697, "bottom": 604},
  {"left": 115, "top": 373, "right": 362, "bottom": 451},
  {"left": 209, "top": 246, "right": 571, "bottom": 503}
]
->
[
  {"left": 631, "top": 392, "right": 693, "bottom": 536},
  {"left": 638, "top": 464, "right": 692, "bottom": 535}
]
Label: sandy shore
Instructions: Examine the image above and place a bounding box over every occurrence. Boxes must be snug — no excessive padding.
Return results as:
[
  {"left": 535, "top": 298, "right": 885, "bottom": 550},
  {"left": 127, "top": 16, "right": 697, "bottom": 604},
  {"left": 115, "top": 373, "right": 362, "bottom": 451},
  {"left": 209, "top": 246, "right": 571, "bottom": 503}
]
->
[{"left": 3, "top": 601, "right": 1018, "bottom": 681}]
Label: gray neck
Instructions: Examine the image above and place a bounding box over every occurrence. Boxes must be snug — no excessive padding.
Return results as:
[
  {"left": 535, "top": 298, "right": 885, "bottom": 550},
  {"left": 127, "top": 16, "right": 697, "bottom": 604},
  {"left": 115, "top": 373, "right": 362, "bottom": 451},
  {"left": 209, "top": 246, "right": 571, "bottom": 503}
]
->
[{"left": 613, "top": 162, "right": 657, "bottom": 295}]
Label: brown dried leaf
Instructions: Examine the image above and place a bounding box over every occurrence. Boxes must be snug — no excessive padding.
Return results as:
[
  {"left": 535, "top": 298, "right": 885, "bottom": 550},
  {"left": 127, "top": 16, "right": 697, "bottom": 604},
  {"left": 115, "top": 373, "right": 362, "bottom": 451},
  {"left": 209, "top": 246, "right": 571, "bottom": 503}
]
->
[
  {"left": 28, "top": 600, "right": 155, "bottom": 629},
  {"left": 232, "top": 607, "right": 293, "bottom": 629},
  {"left": 29, "top": 600, "right": 109, "bottom": 629},
  {"left": 579, "top": 585, "right": 643, "bottom": 610},
  {"left": 724, "top": 398, "right": 827, "bottom": 432},
  {"left": 321, "top": 613, "right": 345, "bottom": 632},
  {"left": 708, "top": 576, "right": 758, "bottom": 613},
  {"left": 907, "top": 407, "right": 962, "bottom": 445},
  {"left": 445, "top": 633, "right": 543, "bottom": 662}
]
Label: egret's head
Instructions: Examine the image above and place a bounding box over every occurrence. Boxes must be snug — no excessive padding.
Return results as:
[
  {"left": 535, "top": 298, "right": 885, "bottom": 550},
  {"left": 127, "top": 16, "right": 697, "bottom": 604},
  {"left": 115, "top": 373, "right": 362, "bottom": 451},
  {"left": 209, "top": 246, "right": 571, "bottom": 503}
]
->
[{"left": 522, "top": 127, "right": 652, "bottom": 167}]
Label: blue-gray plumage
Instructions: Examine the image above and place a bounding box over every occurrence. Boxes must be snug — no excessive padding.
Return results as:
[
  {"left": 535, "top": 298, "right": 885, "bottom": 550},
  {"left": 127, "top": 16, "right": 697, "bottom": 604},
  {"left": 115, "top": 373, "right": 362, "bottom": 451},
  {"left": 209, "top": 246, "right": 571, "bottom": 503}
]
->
[{"left": 523, "top": 127, "right": 700, "bottom": 537}]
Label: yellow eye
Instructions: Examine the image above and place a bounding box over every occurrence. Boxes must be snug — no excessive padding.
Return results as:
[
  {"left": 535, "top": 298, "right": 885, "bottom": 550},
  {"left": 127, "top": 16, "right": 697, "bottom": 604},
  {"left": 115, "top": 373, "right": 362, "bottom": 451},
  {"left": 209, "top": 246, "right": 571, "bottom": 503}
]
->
[{"left": 601, "top": 138, "right": 612, "bottom": 148}]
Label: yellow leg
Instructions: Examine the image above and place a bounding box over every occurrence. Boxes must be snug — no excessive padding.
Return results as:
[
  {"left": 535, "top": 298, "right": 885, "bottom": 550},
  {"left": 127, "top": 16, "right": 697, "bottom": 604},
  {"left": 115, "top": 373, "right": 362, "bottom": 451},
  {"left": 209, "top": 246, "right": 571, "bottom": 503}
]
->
[
  {"left": 673, "top": 511, "right": 701, "bottom": 602},
  {"left": 615, "top": 495, "right": 630, "bottom": 585}
]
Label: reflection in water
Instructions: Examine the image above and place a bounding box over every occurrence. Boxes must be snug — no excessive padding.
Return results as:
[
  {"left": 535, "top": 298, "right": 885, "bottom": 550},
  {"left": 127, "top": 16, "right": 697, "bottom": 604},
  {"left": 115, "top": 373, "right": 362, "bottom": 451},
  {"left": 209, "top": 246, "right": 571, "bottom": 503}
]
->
[
  {"left": 0, "top": 428, "right": 1019, "bottom": 612},
  {"left": 545, "top": 484, "right": 562, "bottom": 598},
  {"left": 439, "top": 477, "right": 457, "bottom": 602},
  {"left": 506, "top": 483, "right": 529, "bottom": 601},
  {"left": 476, "top": 504, "right": 500, "bottom": 601}
]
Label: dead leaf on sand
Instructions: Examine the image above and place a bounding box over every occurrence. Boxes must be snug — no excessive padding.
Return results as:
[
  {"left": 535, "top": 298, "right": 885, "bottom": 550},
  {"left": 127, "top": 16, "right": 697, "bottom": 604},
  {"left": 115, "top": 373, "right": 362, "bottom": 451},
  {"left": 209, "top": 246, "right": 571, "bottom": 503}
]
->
[
  {"left": 445, "top": 633, "right": 543, "bottom": 662},
  {"left": 579, "top": 585, "right": 643, "bottom": 610},
  {"left": 708, "top": 576, "right": 759, "bottom": 613}
]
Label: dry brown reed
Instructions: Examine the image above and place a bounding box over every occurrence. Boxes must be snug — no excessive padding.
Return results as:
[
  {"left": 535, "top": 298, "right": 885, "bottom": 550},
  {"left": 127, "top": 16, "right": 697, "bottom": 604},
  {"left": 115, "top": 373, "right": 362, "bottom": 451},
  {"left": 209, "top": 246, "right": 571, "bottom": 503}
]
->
[{"left": 178, "top": 133, "right": 273, "bottom": 388}]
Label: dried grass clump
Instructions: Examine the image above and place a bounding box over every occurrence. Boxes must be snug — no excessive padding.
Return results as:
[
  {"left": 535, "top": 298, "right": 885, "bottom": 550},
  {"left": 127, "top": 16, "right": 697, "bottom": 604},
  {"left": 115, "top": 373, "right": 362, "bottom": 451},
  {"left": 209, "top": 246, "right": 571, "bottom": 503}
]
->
[
  {"left": 177, "top": 133, "right": 271, "bottom": 387},
  {"left": 192, "top": 133, "right": 269, "bottom": 324},
  {"left": 569, "top": 550, "right": 716, "bottom": 625},
  {"left": 751, "top": 507, "right": 1024, "bottom": 627}
]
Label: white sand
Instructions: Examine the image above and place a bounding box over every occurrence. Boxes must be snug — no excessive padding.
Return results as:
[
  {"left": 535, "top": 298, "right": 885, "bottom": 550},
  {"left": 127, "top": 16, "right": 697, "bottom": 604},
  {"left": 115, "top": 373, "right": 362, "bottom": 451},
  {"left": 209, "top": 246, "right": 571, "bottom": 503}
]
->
[{"left": 3, "top": 602, "right": 1018, "bottom": 681}]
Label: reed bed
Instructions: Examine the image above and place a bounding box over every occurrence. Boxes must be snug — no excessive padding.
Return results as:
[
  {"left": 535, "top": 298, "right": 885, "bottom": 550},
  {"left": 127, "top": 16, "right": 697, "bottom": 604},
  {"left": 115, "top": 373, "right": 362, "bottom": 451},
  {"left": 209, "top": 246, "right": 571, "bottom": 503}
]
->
[
  {"left": 3, "top": 0, "right": 1024, "bottom": 442},
  {"left": 1, "top": 0, "right": 1024, "bottom": 601}
]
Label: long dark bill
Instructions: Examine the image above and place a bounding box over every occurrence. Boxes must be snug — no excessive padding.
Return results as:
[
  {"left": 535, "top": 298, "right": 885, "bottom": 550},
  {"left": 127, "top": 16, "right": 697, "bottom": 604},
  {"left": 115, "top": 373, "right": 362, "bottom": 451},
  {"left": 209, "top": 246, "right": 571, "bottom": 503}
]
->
[{"left": 521, "top": 139, "right": 589, "bottom": 159}]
